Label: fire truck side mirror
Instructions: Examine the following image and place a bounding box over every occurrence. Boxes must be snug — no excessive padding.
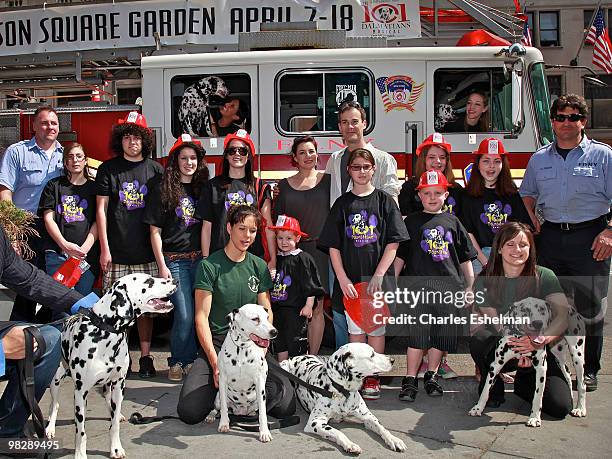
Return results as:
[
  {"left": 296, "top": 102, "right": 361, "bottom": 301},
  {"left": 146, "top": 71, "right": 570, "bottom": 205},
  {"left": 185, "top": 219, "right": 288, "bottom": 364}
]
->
[{"left": 510, "top": 60, "right": 524, "bottom": 137}]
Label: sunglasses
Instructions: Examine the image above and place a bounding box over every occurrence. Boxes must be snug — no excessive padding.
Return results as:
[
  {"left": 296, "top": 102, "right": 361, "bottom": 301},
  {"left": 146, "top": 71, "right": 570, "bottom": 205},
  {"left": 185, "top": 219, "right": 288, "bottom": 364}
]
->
[
  {"left": 225, "top": 146, "right": 249, "bottom": 156},
  {"left": 551, "top": 113, "right": 586, "bottom": 123},
  {"left": 348, "top": 164, "right": 373, "bottom": 172}
]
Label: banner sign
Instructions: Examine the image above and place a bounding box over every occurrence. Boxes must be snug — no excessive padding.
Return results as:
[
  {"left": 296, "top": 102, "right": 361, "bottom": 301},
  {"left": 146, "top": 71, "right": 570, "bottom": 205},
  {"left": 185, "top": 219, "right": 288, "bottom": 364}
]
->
[{"left": 0, "top": 0, "right": 421, "bottom": 57}]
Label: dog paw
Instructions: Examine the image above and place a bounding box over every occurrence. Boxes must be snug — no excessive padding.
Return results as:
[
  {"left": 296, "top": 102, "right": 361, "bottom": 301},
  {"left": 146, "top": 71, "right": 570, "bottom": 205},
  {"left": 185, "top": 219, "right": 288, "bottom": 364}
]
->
[
  {"left": 468, "top": 406, "right": 483, "bottom": 417},
  {"left": 45, "top": 426, "right": 55, "bottom": 439},
  {"left": 110, "top": 446, "right": 126, "bottom": 459},
  {"left": 343, "top": 442, "right": 362, "bottom": 455},
  {"left": 526, "top": 417, "right": 541, "bottom": 427},
  {"left": 205, "top": 413, "right": 216, "bottom": 423},
  {"left": 259, "top": 430, "right": 273, "bottom": 443},
  {"left": 386, "top": 435, "right": 406, "bottom": 452},
  {"left": 218, "top": 422, "right": 230, "bottom": 433},
  {"left": 571, "top": 408, "right": 587, "bottom": 417}
]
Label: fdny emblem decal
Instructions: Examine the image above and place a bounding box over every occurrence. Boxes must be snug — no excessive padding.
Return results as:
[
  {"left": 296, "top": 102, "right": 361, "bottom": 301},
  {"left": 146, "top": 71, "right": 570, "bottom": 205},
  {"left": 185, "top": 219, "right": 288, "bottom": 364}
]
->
[{"left": 376, "top": 75, "right": 424, "bottom": 112}]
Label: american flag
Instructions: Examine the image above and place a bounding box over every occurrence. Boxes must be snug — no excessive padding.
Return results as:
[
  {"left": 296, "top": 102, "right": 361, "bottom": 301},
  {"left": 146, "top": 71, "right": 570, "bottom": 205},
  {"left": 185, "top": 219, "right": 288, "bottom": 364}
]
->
[
  {"left": 521, "top": 20, "right": 532, "bottom": 47},
  {"left": 375, "top": 77, "right": 392, "bottom": 111},
  {"left": 585, "top": 8, "right": 612, "bottom": 74}
]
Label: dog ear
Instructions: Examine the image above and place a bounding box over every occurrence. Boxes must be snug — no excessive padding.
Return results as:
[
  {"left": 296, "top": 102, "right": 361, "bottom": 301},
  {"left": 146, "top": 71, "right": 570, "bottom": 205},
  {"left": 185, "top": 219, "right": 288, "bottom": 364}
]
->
[
  {"left": 341, "top": 351, "right": 353, "bottom": 368},
  {"left": 227, "top": 309, "right": 239, "bottom": 322}
]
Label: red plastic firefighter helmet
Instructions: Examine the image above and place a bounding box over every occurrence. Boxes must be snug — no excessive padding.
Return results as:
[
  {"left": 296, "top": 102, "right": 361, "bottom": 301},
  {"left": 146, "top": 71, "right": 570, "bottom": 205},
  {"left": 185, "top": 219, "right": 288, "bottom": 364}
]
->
[
  {"left": 268, "top": 215, "right": 308, "bottom": 238},
  {"left": 416, "top": 133, "right": 452, "bottom": 156},
  {"left": 474, "top": 137, "right": 506, "bottom": 155},
  {"left": 223, "top": 129, "right": 256, "bottom": 157},
  {"left": 416, "top": 170, "right": 450, "bottom": 190}
]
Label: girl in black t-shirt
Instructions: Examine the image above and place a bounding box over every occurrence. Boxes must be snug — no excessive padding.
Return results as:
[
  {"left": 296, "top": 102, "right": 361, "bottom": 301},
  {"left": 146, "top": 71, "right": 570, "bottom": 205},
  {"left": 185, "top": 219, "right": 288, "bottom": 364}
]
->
[
  {"left": 144, "top": 135, "right": 208, "bottom": 382},
  {"left": 39, "top": 143, "right": 98, "bottom": 301},
  {"left": 319, "top": 148, "right": 409, "bottom": 400},
  {"left": 195, "top": 129, "right": 276, "bottom": 271},
  {"left": 461, "top": 138, "right": 532, "bottom": 274}
]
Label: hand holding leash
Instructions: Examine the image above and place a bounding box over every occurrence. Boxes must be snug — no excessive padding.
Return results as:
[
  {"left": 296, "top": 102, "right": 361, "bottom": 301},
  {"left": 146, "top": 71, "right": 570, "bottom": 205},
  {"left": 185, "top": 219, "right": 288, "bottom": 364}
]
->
[{"left": 70, "top": 292, "right": 100, "bottom": 315}]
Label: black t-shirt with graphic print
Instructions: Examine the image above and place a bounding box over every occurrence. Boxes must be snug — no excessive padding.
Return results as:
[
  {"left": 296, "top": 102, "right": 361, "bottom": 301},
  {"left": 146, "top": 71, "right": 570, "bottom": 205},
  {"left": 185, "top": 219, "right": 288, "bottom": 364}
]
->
[
  {"left": 95, "top": 156, "right": 163, "bottom": 265},
  {"left": 318, "top": 189, "right": 410, "bottom": 313},
  {"left": 38, "top": 176, "right": 99, "bottom": 274},
  {"left": 271, "top": 250, "right": 326, "bottom": 310},
  {"left": 397, "top": 211, "right": 476, "bottom": 287},
  {"left": 143, "top": 182, "right": 202, "bottom": 253},
  {"left": 398, "top": 176, "right": 464, "bottom": 217},
  {"left": 194, "top": 176, "right": 272, "bottom": 257},
  {"left": 460, "top": 188, "right": 531, "bottom": 248}
]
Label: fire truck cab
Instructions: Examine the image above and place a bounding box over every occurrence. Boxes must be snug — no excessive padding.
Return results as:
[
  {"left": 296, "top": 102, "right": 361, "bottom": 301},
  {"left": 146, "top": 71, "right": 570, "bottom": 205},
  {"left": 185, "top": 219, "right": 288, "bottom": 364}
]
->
[{"left": 141, "top": 44, "right": 552, "bottom": 181}]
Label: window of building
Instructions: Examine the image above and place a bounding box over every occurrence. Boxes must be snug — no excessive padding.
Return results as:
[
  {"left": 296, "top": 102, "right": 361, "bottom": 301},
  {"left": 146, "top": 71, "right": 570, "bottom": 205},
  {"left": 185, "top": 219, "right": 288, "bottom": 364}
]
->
[
  {"left": 117, "top": 87, "right": 141, "bottom": 105},
  {"left": 584, "top": 75, "right": 612, "bottom": 129},
  {"left": 546, "top": 75, "right": 563, "bottom": 103},
  {"left": 170, "top": 73, "right": 251, "bottom": 138},
  {"left": 584, "top": 9, "right": 595, "bottom": 31},
  {"left": 539, "top": 11, "right": 560, "bottom": 46},
  {"left": 434, "top": 68, "right": 513, "bottom": 134},
  {"left": 276, "top": 70, "right": 373, "bottom": 134}
]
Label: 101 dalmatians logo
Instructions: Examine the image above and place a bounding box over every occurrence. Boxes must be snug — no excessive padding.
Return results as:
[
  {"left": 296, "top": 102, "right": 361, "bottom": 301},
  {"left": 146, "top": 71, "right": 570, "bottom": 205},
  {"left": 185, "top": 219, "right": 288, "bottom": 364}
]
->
[
  {"left": 271, "top": 270, "right": 291, "bottom": 302},
  {"left": 441, "top": 196, "right": 457, "bottom": 216},
  {"left": 119, "top": 180, "right": 147, "bottom": 210},
  {"left": 175, "top": 195, "right": 198, "bottom": 227},
  {"left": 420, "top": 226, "right": 453, "bottom": 262},
  {"left": 481, "top": 201, "right": 512, "bottom": 233},
  {"left": 346, "top": 210, "right": 379, "bottom": 248},
  {"left": 57, "top": 194, "right": 87, "bottom": 223},
  {"left": 224, "top": 190, "right": 255, "bottom": 211}
]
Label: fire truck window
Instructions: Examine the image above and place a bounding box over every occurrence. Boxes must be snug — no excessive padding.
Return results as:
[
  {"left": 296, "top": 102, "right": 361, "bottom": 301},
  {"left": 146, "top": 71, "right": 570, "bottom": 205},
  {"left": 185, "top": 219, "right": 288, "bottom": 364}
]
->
[
  {"left": 277, "top": 70, "right": 372, "bottom": 134},
  {"left": 434, "top": 69, "right": 513, "bottom": 134},
  {"left": 170, "top": 73, "right": 251, "bottom": 138}
]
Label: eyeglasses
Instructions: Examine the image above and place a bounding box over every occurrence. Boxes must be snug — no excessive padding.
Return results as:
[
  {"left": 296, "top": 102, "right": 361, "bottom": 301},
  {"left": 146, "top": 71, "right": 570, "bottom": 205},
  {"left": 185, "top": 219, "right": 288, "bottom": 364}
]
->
[
  {"left": 66, "top": 155, "right": 85, "bottom": 161},
  {"left": 225, "top": 146, "right": 249, "bottom": 156},
  {"left": 348, "top": 164, "right": 373, "bottom": 172},
  {"left": 551, "top": 113, "right": 586, "bottom": 123}
]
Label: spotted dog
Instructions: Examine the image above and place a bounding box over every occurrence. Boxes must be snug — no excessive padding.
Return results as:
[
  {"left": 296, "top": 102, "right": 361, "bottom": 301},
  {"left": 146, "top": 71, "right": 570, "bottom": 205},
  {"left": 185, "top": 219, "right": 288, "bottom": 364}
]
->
[
  {"left": 205, "top": 304, "right": 278, "bottom": 443},
  {"left": 434, "top": 103, "right": 455, "bottom": 131},
  {"left": 178, "top": 76, "right": 229, "bottom": 136},
  {"left": 468, "top": 297, "right": 588, "bottom": 427},
  {"left": 45, "top": 274, "right": 177, "bottom": 459},
  {"left": 281, "top": 343, "right": 406, "bottom": 454}
]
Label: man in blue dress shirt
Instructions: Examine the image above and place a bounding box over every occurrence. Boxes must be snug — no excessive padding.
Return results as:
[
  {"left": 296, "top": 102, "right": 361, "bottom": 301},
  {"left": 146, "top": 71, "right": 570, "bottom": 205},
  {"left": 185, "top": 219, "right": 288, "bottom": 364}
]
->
[
  {"left": 521, "top": 94, "right": 612, "bottom": 392},
  {"left": 0, "top": 106, "right": 64, "bottom": 323}
]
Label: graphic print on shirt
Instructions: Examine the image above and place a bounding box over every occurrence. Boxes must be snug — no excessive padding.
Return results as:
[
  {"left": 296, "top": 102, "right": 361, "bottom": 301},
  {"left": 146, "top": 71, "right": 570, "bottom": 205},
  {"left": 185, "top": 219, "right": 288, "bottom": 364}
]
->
[
  {"left": 345, "top": 211, "right": 379, "bottom": 247},
  {"left": 442, "top": 196, "right": 457, "bottom": 215},
  {"left": 175, "top": 195, "right": 198, "bottom": 227},
  {"left": 57, "top": 194, "right": 87, "bottom": 223},
  {"left": 271, "top": 270, "right": 292, "bottom": 302},
  {"left": 480, "top": 201, "right": 512, "bottom": 233},
  {"left": 224, "top": 190, "right": 255, "bottom": 211},
  {"left": 420, "top": 225, "right": 453, "bottom": 261},
  {"left": 119, "top": 180, "right": 148, "bottom": 210}
]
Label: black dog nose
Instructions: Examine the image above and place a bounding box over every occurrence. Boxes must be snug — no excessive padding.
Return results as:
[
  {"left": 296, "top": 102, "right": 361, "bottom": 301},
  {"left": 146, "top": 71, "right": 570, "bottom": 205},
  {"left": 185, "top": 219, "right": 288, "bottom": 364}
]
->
[
  {"left": 270, "top": 328, "right": 278, "bottom": 339},
  {"left": 532, "top": 320, "right": 543, "bottom": 329}
]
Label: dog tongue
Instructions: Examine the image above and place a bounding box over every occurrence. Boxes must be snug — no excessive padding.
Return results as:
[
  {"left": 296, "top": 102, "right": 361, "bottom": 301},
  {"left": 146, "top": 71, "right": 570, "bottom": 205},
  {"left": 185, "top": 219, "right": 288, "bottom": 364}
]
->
[{"left": 249, "top": 333, "right": 270, "bottom": 348}]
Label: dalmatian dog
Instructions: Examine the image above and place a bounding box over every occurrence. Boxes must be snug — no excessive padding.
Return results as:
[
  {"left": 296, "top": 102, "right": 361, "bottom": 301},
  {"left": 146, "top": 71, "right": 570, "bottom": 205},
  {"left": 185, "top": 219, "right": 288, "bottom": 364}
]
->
[
  {"left": 45, "top": 274, "right": 177, "bottom": 459},
  {"left": 376, "top": 5, "right": 394, "bottom": 22},
  {"left": 178, "top": 75, "right": 229, "bottom": 136},
  {"left": 468, "top": 297, "right": 588, "bottom": 427},
  {"left": 205, "top": 304, "right": 278, "bottom": 443},
  {"left": 281, "top": 343, "right": 406, "bottom": 454},
  {"left": 434, "top": 103, "right": 456, "bottom": 130}
]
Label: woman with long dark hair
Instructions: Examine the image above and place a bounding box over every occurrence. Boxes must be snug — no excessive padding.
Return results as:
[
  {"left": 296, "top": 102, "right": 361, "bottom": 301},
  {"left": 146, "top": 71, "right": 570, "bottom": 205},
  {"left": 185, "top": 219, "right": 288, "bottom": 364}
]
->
[
  {"left": 470, "top": 222, "right": 573, "bottom": 418},
  {"left": 144, "top": 135, "right": 208, "bottom": 381},
  {"left": 444, "top": 90, "right": 490, "bottom": 133},
  {"left": 273, "top": 135, "right": 330, "bottom": 354}
]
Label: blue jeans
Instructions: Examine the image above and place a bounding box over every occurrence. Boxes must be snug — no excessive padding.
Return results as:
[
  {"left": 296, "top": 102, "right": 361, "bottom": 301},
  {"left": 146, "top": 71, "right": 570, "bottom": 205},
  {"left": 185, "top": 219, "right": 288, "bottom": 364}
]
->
[
  {"left": 472, "top": 246, "right": 492, "bottom": 275},
  {"left": 332, "top": 310, "right": 349, "bottom": 350},
  {"left": 166, "top": 257, "right": 200, "bottom": 367},
  {"left": 0, "top": 325, "right": 62, "bottom": 437}
]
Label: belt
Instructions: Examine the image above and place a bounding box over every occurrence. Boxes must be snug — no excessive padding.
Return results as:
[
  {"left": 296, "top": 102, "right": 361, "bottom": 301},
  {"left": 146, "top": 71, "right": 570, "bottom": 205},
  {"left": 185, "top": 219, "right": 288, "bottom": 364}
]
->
[
  {"left": 164, "top": 250, "right": 202, "bottom": 262},
  {"left": 543, "top": 216, "right": 608, "bottom": 231}
]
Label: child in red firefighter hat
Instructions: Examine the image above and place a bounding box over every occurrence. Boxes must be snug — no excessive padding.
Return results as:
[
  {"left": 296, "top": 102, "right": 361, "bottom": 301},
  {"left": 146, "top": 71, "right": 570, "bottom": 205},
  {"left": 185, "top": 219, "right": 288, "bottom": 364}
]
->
[{"left": 268, "top": 215, "right": 325, "bottom": 362}]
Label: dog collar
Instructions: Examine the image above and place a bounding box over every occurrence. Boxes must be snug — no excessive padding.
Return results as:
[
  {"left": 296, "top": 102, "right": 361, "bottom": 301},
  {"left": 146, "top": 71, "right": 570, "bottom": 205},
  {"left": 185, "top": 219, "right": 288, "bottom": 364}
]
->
[
  {"left": 329, "top": 377, "right": 352, "bottom": 399},
  {"left": 79, "top": 309, "right": 126, "bottom": 334}
]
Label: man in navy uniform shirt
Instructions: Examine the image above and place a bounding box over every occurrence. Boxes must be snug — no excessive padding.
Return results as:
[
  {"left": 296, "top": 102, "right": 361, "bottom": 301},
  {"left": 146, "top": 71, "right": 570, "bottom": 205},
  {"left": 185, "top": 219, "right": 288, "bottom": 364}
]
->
[{"left": 521, "top": 94, "right": 612, "bottom": 392}]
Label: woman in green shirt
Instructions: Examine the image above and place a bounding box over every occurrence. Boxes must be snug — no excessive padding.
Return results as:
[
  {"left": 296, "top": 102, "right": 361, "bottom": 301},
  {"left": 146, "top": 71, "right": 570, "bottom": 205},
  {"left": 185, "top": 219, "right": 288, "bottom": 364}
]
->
[{"left": 470, "top": 222, "right": 573, "bottom": 418}]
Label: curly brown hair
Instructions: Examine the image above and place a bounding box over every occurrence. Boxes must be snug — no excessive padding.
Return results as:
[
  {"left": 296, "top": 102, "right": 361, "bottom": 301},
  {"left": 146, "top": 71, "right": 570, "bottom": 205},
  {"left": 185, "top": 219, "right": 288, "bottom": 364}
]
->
[
  {"left": 161, "top": 142, "right": 208, "bottom": 211},
  {"left": 109, "top": 123, "right": 154, "bottom": 158}
]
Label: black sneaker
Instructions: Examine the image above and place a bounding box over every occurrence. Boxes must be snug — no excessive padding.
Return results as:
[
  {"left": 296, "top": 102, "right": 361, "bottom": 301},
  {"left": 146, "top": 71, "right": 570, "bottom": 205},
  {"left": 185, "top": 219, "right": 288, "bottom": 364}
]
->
[
  {"left": 399, "top": 376, "right": 418, "bottom": 402},
  {"left": 139, "top": 355, "right": 156, "bottom": 378},
  {"left": 424, "top": 370, "right": 443, "bottom": 396},
  {"left": 585, "top": 373, "right": 598, "bottom": 392}
]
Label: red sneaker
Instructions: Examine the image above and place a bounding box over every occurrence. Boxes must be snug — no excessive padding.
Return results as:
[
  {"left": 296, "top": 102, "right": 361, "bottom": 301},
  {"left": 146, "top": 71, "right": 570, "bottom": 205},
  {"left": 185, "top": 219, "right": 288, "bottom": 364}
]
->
[{"left": 360, "top": 376, "right": 381, "bottom": 400}]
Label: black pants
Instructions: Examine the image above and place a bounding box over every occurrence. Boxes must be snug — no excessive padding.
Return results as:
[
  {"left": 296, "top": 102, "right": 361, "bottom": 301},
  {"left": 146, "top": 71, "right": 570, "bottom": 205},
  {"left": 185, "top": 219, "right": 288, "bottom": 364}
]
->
[
  {"left": 537, "top": 221, "right": 610, "bottom": 375},
  {"left": 470, "top": 333, "right": 572, "bottom": 419},
  {"left": 177, "top": 335, "right": 296, "bottom": 424},
  {"left": 273, "top": 307, "right": 307, "bottom": 356}
]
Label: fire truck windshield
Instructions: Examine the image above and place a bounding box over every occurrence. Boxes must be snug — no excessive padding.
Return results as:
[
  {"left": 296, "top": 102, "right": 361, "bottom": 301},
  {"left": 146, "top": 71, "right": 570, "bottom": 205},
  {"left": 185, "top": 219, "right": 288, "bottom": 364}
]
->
[{"left": 530, "top": 62, "right": 554, "bottom": 146}]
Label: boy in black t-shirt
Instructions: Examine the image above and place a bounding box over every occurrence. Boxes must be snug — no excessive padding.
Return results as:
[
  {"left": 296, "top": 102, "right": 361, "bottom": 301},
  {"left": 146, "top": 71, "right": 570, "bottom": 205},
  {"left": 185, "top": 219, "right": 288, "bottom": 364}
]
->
[
  {"left": 268, "top": 215, "right": 325, "bottom": 361},
  {"left": 394, "top": 170, "right": 476, "bottom": 402},
  {"left": 96, "top": 112, "right": 164, "bottom": 378}
]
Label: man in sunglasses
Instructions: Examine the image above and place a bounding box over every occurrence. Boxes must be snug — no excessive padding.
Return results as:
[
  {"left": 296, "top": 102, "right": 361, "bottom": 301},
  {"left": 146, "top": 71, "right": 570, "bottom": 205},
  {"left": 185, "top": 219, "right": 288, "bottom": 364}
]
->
[
  {"left": 326, "top": 101, "right": 401, "bottom": 207},
  {"left": 520, "top": 94, "right": 612, "bottom": 392}
]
